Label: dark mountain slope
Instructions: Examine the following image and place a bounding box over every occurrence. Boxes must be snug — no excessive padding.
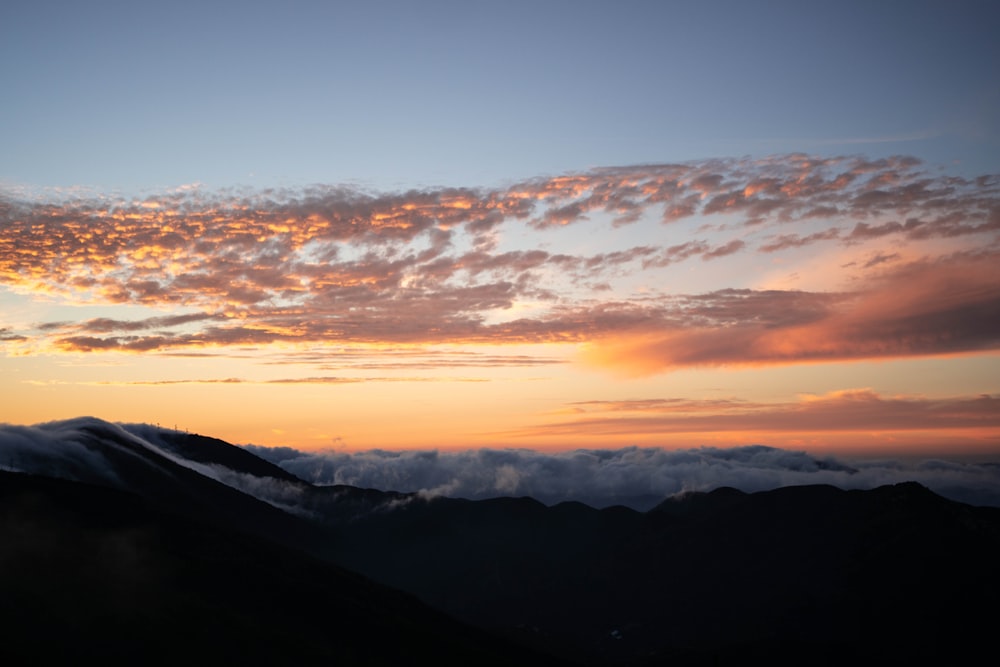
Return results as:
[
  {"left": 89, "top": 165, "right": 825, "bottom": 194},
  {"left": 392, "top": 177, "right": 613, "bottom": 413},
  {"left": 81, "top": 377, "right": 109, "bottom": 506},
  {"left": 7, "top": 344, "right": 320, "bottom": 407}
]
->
[
  {"left": 2, "top": 418, "right": 326, "bottom": 555},
  {"left": 72, "top": 419, "right": 327, "bottom": 554},
  {"left": 630, "top": 482, "right": 1000, "bottom": 663},
  {"left": 323, "top": 482, "right": 1000, "bottom": 665},
  {"left": 4, "top": 420, "right": 999, "bottom": 665},
  {"left": 0, "top": 470, "right": 566, "bottom": 666}
]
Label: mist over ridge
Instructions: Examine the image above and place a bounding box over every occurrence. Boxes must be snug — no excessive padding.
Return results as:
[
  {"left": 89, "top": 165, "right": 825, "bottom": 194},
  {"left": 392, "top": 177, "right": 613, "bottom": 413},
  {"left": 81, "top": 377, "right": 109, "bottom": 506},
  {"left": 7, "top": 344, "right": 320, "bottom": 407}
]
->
[
  {"left": 4, "top": 415, "right": 1000, "bottom": 665},
  {"left": 246, "top": 440, "right": 1000, "bottom": 510},
  {"left": 2, "top": 417, "right": 998, "bottom": 511}
]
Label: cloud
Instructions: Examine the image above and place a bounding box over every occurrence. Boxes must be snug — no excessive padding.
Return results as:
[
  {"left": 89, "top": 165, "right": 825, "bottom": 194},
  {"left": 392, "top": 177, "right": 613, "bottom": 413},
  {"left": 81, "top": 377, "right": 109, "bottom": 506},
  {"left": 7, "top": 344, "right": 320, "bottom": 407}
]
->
[
  {"left": 265, "top": 375, "right": 487, "bottom": 384},
  {"left": 580, "top": 251, "right": 1000, "bottom": 374},
  {"left": 702, "top": 239, "right": 746, "bottom": 260},
  {"left": 758, "top": 228, "right": 841, "bottom": 252},
  {"left": 2, "top": 154, "right": 998, "bottom": 369},
  {"left": 38, "top": 375, "right": 490, "bottom": 387},
  {"left": 118, "top": 422, "right": 313, "bottom": 516},
  {"left": 527, "top": 390, "right": 1000, "bottom": 437},
  {"left": 3, "top": 417, "right": 998, "bottom": 516},
  {"left": 0, "top": 418, "right": 312, "bottom": 515},
  {"left": 261, "top": 347, "right": 567, "bottom": 370},
  {"left": 0, "top": 327, "right": 27, "bottom": 342},
  {"left": 244, "top": 441, "right": 1000, "bottom": 510},
  {"left": 70, "top": 313, "right": 223, "bottom": 333},
  {"left": 0, "top": 417, "right": 280, "bottom": 501},
  {"left": 0, "top": 418, "right": 124, "bottom": 486}
]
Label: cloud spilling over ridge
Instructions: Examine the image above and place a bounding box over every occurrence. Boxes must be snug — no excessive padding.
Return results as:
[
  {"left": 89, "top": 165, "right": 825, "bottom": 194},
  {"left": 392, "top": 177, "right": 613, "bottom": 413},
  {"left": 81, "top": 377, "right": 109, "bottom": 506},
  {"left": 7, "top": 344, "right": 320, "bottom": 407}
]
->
[
  {"left": 0, "top": 418, "right": 125, "bottom": 487},
  {"left": 0, "top": 417, "right": 308, "bottom": 514},
  {"left": 243, "top": 442, "right": 1000, "bottom": 510},
  {"left": 2, "top": 154, "right": 999, "bottom": 371}
]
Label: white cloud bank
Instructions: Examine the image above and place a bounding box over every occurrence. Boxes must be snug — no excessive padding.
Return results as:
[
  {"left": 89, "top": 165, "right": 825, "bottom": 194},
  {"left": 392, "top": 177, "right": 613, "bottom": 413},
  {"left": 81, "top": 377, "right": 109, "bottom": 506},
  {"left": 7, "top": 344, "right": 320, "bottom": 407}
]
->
[
  {"left": 0, "top": 418, "right": 310, "bottom": 515},
  {"left": 2, "top": 418, "right": 996, "bottom": 511},
  {"left": 243, "top": 444, "right": 1000, "bottom": 510}
]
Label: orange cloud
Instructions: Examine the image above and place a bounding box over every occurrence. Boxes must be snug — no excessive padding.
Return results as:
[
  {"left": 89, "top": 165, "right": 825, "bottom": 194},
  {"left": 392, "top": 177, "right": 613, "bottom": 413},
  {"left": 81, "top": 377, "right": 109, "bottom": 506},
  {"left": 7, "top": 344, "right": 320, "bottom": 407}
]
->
[
  {"left": 2, "top": 155, "right": 998, "bottom": 361},
  {"left": 527, "top": 390, "right": 1000, "bottom": 437},
  {"left": 581, "top": 252, "right": 1000, "bottom": 375}
]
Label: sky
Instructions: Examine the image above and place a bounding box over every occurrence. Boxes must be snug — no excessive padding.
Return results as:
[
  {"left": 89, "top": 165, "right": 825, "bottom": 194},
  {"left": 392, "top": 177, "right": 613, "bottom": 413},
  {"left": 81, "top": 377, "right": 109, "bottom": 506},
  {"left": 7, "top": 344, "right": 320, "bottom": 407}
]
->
[{"left": 1, "top": 0, "right": 998, "bottom": 460}]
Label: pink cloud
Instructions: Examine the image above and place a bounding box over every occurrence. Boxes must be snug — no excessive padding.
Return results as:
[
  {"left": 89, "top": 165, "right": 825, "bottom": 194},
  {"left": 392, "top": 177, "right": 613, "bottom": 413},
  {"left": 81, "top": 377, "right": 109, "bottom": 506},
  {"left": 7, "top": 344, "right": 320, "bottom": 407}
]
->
[
  {"left": 528, "top": 390, "right": 1000, "bottom": 437},
  {"left": 581, "top": 252, "right": 1000, "bottom": 374},
  {"left": 2, "top": 154, "right": 997, "bottom": 364}
]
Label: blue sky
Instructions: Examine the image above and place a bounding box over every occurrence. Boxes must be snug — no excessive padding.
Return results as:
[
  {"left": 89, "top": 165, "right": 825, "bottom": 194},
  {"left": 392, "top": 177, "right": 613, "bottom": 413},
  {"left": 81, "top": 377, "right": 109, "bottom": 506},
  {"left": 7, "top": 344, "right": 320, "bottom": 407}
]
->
[{"left": 3, "top": 0, "right": 997, "bottom": 194}]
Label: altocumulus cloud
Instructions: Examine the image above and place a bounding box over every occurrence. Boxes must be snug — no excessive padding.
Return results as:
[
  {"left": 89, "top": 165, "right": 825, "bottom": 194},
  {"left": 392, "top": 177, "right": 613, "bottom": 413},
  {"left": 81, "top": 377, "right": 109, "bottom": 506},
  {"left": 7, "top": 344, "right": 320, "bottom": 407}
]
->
[
  {"left": 2, "top": 154, "right": 998, "bottom": 371},
  {"left": 242, "top": 444, "right": 1000, "bottom": 510}
]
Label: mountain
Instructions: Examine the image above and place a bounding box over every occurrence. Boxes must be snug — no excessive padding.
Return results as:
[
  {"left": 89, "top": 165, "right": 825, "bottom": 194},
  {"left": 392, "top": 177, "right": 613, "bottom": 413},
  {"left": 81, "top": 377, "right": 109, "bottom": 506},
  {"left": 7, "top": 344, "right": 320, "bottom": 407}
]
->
[
  {"left": 316, "top": 481, "right": 1000, "bottom": 665},
  {"left": 1, "top": 417, "right": 327, "bottom": 553},
  {"left": 0, "top": 471, "right": 557, "bottom": 666},
  {"left": 0, "top": 419, "right": 558, "bottom": 666},
  {"left": 3, "top": 417, "right": 999, "bottom": 665}
]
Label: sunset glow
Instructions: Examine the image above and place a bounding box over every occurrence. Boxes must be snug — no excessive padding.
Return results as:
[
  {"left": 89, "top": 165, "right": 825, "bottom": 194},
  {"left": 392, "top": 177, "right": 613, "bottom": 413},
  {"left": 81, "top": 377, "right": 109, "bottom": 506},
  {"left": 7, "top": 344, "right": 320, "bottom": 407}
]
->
[{"left": 2, "top": 1, "right": 998, "bottom": 458}]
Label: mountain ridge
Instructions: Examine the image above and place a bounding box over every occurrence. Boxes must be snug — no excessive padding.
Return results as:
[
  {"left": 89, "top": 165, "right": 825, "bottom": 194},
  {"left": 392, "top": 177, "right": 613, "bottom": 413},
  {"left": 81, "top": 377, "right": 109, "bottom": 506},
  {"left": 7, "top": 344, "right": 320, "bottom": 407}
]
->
[
  {"left": 2, "top": 416, "right": 999, "bottom": 665},
  {"left": 0, "top": 469, "right": 560, "bottom": 666}
]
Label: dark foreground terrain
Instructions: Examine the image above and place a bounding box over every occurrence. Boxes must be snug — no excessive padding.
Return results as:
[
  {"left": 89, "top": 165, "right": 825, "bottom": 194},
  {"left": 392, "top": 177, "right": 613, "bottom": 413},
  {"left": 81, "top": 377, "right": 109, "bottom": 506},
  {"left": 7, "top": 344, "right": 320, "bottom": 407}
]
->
[
  {"left": 2, "top": 418, "right": 998, "bottom": 665},
  {"left": 0, "top": 471, "right": 558, "bottom": 666}
]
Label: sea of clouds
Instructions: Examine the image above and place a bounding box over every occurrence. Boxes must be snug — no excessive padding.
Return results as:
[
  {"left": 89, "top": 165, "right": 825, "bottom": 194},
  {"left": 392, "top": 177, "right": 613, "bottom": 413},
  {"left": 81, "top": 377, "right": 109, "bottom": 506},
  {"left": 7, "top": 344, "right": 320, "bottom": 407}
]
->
[
  {"left": 3, "top": 419, "right": 997, "bottom": 510},
  {"left": 243, "top": 443, "right": 1000, "bottom": 510}
]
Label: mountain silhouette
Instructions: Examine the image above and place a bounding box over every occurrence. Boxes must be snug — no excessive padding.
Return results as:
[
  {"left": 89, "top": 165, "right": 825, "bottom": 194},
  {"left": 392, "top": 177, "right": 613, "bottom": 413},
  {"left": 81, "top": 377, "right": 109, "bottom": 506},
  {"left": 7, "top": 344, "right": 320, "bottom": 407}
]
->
[
  {"left": 0, "top": 470, "right": 559, "bottom": 666},
  {"left": 2, "top": 417, "right": 998, "bottom": 665}
]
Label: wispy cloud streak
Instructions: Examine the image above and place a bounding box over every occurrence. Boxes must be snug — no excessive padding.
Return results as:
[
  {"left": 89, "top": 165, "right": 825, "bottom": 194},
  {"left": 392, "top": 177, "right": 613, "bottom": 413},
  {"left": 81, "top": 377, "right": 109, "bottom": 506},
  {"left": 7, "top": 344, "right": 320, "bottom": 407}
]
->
[{"left": 532, "top": 390, "right": 1000, "bottom": 436}]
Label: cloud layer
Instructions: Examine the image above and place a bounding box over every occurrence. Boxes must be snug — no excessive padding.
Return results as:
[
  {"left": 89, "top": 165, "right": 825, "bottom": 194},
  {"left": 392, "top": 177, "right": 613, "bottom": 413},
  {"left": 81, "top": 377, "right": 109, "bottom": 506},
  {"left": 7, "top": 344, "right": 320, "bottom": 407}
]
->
[
  {"left": 3, "top": 154, "right": 998, "bottom": 372},
  {"left": 245, "top": 440, "right": 1000, "bottom": 510},
  {"left": 3, "top": 417, "right": 996, "bottom": 514}
]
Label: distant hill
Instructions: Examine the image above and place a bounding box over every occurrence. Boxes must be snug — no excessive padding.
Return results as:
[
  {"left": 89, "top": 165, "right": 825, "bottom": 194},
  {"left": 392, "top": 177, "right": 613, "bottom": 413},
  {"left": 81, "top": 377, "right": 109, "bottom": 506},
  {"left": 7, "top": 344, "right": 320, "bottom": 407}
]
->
[{"left": 2, "top": 417, "right": 999, "bottom": 665}]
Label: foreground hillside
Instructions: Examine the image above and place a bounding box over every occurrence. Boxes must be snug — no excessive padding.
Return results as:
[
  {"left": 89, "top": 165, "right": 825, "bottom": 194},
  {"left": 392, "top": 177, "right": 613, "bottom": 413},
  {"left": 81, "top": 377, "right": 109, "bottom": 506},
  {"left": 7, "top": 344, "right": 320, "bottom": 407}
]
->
[
  {"left": 2, "top": 418, "right": 999, "bottom": 665},
  {"left": 319, "top": 480, "right": 1000, "bottom": 664},
  {"left": 0, "top": 470, "right": 560, "bottom": 666}
]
